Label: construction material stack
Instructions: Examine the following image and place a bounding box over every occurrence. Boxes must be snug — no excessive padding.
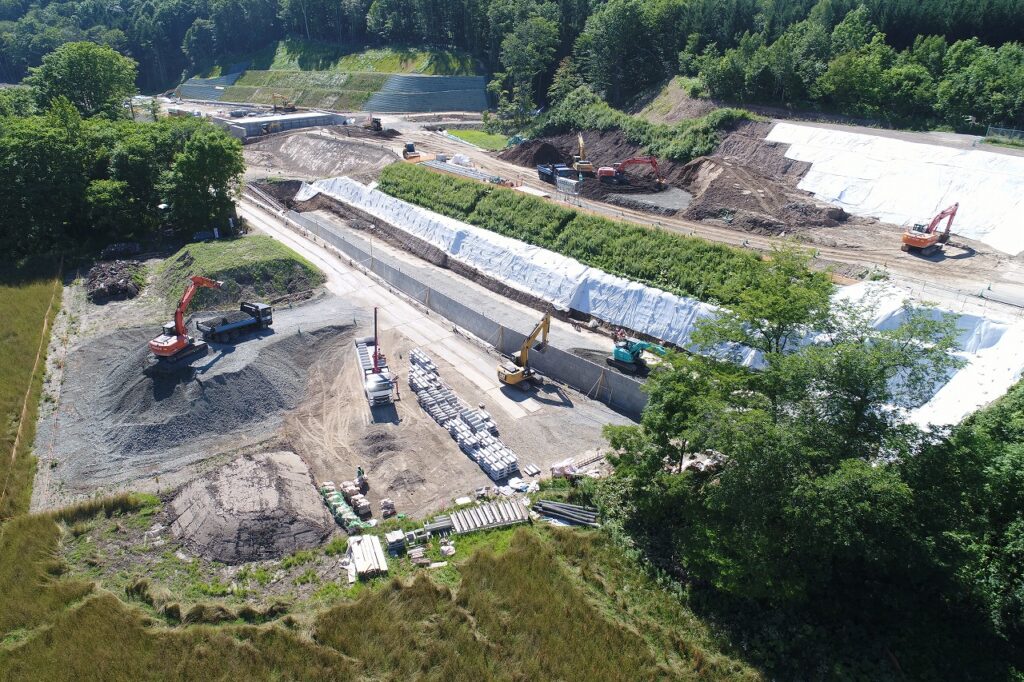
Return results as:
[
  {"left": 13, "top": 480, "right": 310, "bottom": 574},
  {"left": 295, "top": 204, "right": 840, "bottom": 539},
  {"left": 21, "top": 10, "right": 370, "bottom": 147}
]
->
[
  {"left": 319, "top": 481, "right": 362, "bottom": 530},
  {"left": 408, "top": 348, "right": 518, "bottom": 480},
  {"left": 533, "top": 499, "right": 600, "bottom": 527}
]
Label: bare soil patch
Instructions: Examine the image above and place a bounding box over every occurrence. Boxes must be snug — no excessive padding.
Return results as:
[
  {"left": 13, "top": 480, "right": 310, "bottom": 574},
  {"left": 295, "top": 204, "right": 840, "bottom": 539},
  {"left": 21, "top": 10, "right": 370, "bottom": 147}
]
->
[
  {"left": 244, "top": 130, "right": 398, "bottom": 182},
  {"left": 170, "top": 451, "right": 333, "bottom": 564}
]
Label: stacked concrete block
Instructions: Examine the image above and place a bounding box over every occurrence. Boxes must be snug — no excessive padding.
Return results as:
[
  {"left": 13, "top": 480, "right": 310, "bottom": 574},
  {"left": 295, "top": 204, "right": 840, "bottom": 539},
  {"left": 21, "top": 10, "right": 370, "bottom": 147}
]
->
[{"left": 408, "top": 348, "right": 518, "bottom": 480}]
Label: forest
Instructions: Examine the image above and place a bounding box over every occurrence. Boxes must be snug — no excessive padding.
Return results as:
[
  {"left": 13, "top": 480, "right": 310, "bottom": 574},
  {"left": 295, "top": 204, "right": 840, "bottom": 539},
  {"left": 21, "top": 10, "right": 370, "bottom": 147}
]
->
[
  {"left": 0, "top": 42, "right": 244, "bottom": 258},
  {"left": 2, "top": 0, "right": 1024, "bottom": 129}
]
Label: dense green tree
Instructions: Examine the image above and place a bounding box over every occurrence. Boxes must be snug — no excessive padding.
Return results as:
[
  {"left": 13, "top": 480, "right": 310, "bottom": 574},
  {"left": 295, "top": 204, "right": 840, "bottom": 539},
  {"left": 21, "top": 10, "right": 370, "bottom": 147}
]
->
[
  {"left": 161, "top": 126, "right": 244, "bottom": 231},
  {"left": 24, "top": 41, "right": 136, "bottom": 117},
  {"left": 182, "top": 19, "right": 217, "bottom": 70}
]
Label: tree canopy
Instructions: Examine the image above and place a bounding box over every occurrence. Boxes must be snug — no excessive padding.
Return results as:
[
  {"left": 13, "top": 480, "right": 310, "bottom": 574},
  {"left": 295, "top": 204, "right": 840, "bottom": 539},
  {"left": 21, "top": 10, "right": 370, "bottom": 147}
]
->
[{"left": 24, "top": 41, "right": 137, "bottom": 118}]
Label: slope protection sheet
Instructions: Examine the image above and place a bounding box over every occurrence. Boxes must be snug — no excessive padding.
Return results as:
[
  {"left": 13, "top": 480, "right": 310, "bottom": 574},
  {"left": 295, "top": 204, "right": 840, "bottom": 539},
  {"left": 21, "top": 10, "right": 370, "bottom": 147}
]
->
[
  {"left": 295, "top": 177, "right": 1024, "bottom": 424},
  {"left": 766, "top": 122, "right": 1024, "bottom": 256}
]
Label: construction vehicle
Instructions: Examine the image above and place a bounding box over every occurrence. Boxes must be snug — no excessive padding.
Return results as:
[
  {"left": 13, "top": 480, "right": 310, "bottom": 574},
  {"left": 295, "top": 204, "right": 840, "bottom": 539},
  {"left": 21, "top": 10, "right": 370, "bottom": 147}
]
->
[
  {"left": 356, "top": 307, "right": 395, "bottom": 407},
  {"left": 902, "top": 202, "right": 959, "bottom": 255},
  {"left": 148, "top": 275, "right": 223, "bottom": 369},
  {"left": 537, "top": 163, "right": 575, "bottom": 184},
  {"left": 403, "top": 142, "right": 421, "bottom": 160},
  {"left": 497, "top": 312, "right": 550, "bottom": 389},
  {"left": 606, "top": 338, "right": 668, "bottom": 375},
  {"left": 270, "top": 93, "right": 296, "bottom": 113},
  {"left": 597, "top": 156, "right": 667, "bottom": 189},
  {"left": 571, "top": 133, "right": 595, "bottom": 175},
  {"left": 196, "top": 302, "right": 273, "bottom": 343},
  {"left": 363, "top": 115, "right": 383, "bottom": 132}
]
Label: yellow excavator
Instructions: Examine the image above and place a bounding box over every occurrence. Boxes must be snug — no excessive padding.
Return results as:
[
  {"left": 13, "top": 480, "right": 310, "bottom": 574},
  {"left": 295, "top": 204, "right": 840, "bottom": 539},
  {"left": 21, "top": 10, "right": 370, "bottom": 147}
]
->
[
  {"left": 497, "top": 312, "right": 550, "bottom": 388},
  {"left": 572, "top": 133, "right": 595, "bottom": 175}
]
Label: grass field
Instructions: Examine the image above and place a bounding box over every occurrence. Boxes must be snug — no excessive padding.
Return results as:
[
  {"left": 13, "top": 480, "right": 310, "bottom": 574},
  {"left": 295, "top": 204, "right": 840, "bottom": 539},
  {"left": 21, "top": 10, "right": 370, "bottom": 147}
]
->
[
  {"left": 0, "top": 261, "right": 62, "bottom": 520},
  {"left": 448, "top": 128, "right": 509, "bottom": 150},
  {"left": 223, "top": 71, "right": 388, "bottom": 110},
  {"left": 1, "top": 489, "right": 759, "bottom": 680},
  {"left": 238, "top": 41, "right": 482, "bottom": 75},
  {"left": 153, "top": 235, "right": 325, "bottom": 312}
]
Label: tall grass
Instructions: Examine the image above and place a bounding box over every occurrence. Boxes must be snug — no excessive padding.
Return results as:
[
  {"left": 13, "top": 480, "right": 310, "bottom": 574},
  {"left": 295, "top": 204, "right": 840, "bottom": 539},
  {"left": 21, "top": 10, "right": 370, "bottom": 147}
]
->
[{"left": 0, "top": 260, "right": 62, "bottom": 520}]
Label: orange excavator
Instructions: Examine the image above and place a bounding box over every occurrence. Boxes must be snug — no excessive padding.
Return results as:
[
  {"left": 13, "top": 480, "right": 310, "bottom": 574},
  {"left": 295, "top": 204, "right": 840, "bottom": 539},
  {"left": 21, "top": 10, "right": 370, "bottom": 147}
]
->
[
  {"left": 596, "top": 156, "right": 667, "bottom": 190},
  {"left": 901, "top": 203, "right": 959, "bottom": 256},
  {"left": 149, "top": 275, "right": 222, "bottom": 369}
]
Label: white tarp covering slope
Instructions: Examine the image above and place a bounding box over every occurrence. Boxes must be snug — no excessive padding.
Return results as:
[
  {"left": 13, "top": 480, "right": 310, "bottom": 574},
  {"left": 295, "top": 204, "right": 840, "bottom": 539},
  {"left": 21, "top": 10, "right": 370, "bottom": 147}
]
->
[
  {"left": 766, "top": 122, "right": 1024, "bottom": 256},
  {"left": 834, "top": 283, "right": 1024, "bottom": 427},
  {"left": 295, "top": 177, "right": 758, "bottom": 363},
  {"left": 297, "top": 177, "right": 1024, "bottom": 424}
]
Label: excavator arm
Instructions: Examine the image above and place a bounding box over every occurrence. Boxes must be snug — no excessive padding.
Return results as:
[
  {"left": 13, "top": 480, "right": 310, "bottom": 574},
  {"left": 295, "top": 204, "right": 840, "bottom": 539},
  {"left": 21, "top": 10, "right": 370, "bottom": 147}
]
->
[
  {"left": 927, "top": 202, "right": 958, "bottom": 237},
  {"left": 517, "top": 312, "right": 551, "bottom": 368},
  {"left": 174, "top": 276, "right": 223, "bottom": 336}
]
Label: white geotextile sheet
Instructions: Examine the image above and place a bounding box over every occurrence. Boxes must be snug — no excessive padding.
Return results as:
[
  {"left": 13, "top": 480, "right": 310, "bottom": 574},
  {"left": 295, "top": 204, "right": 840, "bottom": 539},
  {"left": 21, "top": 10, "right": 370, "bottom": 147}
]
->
[
  {"left": 297, "top": 177, "right": 1024, "bottom": 424},
  {"left": 295, "top": 177, "right": 757, "bottom": 363},
  {"left": 766, "top": 122, "right": 1024, "bottom": 256}
]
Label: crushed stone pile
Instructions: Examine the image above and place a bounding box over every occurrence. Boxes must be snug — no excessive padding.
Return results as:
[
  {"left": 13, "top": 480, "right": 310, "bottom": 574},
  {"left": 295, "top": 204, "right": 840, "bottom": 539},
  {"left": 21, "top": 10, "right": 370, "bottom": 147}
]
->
[
  {"left": 85, "top": 260, "right": 143, "bottom": 302},
  {"left": 48, "top": 317, "right": 353, "bottom": 488},
  {"left": 170, "top": 451, "right": 333, "bottom": 563}
]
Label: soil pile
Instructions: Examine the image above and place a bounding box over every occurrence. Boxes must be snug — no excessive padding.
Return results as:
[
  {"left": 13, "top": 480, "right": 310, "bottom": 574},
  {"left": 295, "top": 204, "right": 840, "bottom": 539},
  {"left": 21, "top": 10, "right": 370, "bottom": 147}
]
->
[
  {"left": 679, "top": 155, "right": 847, "bottom": 234},
  {"left": 170, "top": 451, "right": 333, "bottom": 563},
  {"left": 499, "top": 140, "right": 566, "bottom": 166},
  {"left": 85, "top": 260, "right": 143, "bottom": 302}
]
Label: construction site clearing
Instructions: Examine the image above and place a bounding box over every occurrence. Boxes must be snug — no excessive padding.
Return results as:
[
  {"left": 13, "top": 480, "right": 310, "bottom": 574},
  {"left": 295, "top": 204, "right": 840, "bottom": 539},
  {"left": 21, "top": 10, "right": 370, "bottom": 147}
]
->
[{"left": 33, "top": 106, "right": 1024, "bottom": 599}]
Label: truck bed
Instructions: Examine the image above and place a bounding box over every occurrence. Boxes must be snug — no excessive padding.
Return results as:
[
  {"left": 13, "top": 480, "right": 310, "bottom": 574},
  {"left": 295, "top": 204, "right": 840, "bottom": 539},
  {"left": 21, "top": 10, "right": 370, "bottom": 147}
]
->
[{"left": 196, "top": 309, "right": 251, "bottom": 331}]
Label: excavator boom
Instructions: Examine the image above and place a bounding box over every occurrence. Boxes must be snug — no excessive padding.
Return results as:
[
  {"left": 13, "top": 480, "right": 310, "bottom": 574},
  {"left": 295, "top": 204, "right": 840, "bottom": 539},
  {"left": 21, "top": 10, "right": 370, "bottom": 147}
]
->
[{"left": 497, "top": 312, "right": 551, "bottom": 387}]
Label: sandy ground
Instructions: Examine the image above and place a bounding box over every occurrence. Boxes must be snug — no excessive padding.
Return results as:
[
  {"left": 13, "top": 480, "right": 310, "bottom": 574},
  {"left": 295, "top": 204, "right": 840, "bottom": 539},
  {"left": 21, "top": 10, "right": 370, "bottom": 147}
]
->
[
  {"left": 243, "top": 201, "right": 632, "bottom": 519},
  {"left": 244, "top": 129, "right": 399, "bottom": 183}
]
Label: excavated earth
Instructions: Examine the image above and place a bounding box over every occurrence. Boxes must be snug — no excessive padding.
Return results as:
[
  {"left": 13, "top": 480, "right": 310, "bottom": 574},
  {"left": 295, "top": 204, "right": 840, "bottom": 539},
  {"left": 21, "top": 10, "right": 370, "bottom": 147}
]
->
[
  {"left": 170, "top": 451, "right": 333, "bottom": 564},
  {"left": 499, "top": 122, "right": 865, "bottom": 234},
  {"left": 244, "top": 130, "right": 399, "bottom": 182}
]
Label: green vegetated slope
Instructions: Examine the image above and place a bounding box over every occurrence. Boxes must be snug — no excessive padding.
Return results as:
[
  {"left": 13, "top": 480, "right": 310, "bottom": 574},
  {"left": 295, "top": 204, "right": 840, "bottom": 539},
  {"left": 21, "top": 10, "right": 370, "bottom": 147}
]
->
[
  {"left": 218, "top": 40, "right": 482, "bottom": 109},
  {"left": 0, "top": 260, "right": 62, "bottom": 520},
  {"left": 378, "top": 162, "right": 761, "bottom": 304},
  {"left": 447, "top": 128, "right": 509, "bottom": 150},
  {"left": 0, "top": 495, "right": 758, "bottom": 680},
  {"left": 535, "top": 86, "right": 756, "bottom": 163},
  {"left": 152, "top": 235, "right": 324, "bottom": 312}
]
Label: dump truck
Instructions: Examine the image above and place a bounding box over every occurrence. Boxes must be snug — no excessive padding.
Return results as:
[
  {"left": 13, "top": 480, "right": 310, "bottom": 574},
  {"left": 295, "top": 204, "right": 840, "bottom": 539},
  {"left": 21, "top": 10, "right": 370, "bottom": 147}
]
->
[
  {"left": 356, "top": 307, "right": 395, "bottom": 407},
  {"left": 537, "top": 163, "right": 575, "bottom": 184},
  {"left": 196, "top": 302, "right": 273, "bottom": 343}
]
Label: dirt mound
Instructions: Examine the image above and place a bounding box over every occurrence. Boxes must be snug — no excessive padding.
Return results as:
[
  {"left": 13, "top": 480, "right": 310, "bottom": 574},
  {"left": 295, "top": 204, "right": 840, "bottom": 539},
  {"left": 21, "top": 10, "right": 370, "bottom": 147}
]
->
[
  {"left": 85, "top": 260, "right": 143, "bottom": 302},
  {"left": 680, "top": 155, "right": 847, "bottom": 234},
  {"left": 244, "top": 131, "right": 399, "bottom": 181},
  {"left": 170, "top": 451, "right": 333, "bottom": 563},
  {"left": 499, "top": 140, "right": 566, "bottom": 166},
  {"left": 45, "top": 304, "right": 355, "bottom": 490}
]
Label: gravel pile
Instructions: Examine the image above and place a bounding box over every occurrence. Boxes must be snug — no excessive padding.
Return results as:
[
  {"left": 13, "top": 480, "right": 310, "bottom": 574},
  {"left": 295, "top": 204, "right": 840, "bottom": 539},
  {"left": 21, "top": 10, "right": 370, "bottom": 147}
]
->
[
  {"left": 170, "top": 451, "right": 334, "bottom": 563},
  {"left": 44, "top": 300, "right": 355, "bottom": 490}
]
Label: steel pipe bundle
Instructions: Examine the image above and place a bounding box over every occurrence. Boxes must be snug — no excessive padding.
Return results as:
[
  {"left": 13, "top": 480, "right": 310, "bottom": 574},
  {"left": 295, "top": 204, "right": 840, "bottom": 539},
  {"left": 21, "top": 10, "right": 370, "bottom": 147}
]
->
[{"left": 533, "top": 499, "right": 600, "bottom": 527}]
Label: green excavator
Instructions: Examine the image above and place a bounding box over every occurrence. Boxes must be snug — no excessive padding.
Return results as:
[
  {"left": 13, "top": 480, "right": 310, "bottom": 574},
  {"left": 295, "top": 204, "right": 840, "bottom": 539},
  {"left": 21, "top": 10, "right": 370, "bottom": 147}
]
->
[{"left": 606, "top": 338, "right": 667, "bottom": 375}]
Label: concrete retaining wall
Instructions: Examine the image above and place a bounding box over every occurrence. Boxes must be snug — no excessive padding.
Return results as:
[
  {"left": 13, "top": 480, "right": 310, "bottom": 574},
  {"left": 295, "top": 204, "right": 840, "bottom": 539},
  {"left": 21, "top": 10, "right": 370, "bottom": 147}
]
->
[{"left": 285, "top": 209, "right": 648, "bottom": 420}]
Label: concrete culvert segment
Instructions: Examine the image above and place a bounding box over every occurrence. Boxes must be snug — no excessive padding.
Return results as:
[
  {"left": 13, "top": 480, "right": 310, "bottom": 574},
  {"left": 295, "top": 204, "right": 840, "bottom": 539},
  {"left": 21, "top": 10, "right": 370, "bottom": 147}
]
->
[{"left": 170, "top": 451, "right": 334, "bottom": 564}]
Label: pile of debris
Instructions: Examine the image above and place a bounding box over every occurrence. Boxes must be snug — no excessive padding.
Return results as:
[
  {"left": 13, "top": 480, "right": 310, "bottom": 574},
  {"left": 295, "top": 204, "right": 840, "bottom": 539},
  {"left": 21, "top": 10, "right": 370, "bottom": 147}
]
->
[
  {"left": 85, "top": 260, "right": 143, "bottom": 302},
  {"left": 408, "top": 348, "right": 517, "bottom": 480}
]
